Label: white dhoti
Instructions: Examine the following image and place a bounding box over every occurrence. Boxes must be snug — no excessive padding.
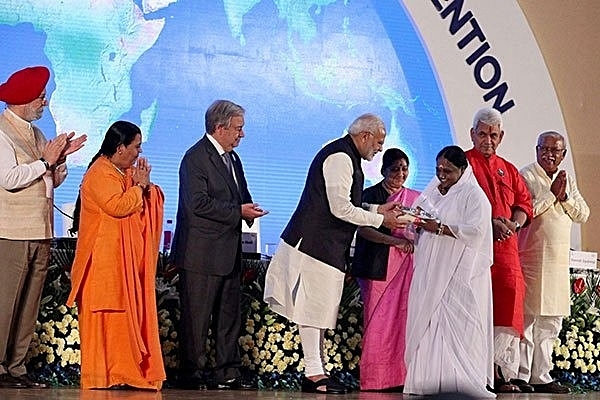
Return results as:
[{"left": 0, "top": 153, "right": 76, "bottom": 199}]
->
[{"left": 263, "top": 240, "right": 345, "bottom": 329}]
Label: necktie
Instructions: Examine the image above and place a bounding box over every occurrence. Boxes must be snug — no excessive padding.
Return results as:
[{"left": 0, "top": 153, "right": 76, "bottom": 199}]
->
[
  {"left": 222, "top": 152, "right": 234, "bottom": 176},
  {"left": 223, "top": 152, "right": 240, "bottom": 194}
]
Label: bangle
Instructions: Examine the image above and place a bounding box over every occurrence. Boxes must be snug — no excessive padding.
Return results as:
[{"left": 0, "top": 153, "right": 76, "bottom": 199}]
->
[
  {"left": 39, "top": 157, "right": 50, "bottom": 170},
  {"left": 136, "top": 182, "right": 147, "bottom": 190}
]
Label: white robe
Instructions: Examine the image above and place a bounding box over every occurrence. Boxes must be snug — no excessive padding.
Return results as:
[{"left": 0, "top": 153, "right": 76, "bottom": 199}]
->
[
  {"left": 404, "top": 166, "right": 495, "bottom": 398},
  {"left": 518, "top": 162, "right": 589, "bottom": 315}
]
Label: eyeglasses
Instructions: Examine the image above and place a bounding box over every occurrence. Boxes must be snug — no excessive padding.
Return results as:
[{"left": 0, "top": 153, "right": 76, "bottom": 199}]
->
[{"left": 536, "top": 145, "right": 565, "bottom": 155}]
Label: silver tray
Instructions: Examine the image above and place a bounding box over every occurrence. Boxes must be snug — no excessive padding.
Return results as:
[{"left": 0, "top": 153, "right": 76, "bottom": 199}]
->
[{"left": 400, "top": 206, "right": 436, "bottom": 220}]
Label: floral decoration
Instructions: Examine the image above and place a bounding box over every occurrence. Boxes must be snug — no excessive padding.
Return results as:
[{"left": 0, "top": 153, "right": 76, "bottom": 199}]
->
[
  {"left": 553, "top": 270, "right": 600, "bottom": 391},
  {"left": 25, "top": 239, "right": 81, "bottom": 386},
  {"left": 573, "top": 277, "right": 587, "bottom": 295},
  {"left": 155, "top": 250, "right": 180, "bottom": 374},
  {"left": 32, "top": 239, "right": 600, "bottom": 393},
  {"left": 27, "top": 243, "right": 363, "bottom": 390},
  {"left": 237, "top": 259, "right": 362, "bottom": 390}
]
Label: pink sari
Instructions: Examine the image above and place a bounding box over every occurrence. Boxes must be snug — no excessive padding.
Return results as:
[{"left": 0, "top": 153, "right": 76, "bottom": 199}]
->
[{"left": 359, "top": 186, "right": 420, "bottom": 390}]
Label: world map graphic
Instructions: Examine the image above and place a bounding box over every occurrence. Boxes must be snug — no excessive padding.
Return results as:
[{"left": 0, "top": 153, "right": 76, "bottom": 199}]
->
[{"left": 0, "top": 0, "right": 451, "bottom": 248}]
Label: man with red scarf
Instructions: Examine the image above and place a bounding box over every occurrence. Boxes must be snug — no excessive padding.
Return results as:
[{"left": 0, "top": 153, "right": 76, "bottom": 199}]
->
[{"left": 465, "top": 107, "right": 533, "bottom": 394}]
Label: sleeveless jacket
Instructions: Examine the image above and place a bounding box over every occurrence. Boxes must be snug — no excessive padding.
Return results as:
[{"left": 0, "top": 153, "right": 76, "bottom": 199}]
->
[
  {"left": 281, "top": 134, "right": 363, "bottom": 271},
  {"left": 0, "top": 111, "right": 52, "bottom": 239}
]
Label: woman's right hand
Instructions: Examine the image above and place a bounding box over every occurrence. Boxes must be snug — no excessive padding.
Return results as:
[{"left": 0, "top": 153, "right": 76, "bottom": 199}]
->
[
  {"left": 392, "top": 238, "right": 414, "bottom": 253},
  {"left": 132, "top": 157, "right": 152, "bottom": 189}
]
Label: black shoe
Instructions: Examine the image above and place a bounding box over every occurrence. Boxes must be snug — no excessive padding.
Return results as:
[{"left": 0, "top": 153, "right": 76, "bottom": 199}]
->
[
  {"left": 510, "top": 379, "right": 534, "bottom": 393},
  {"left": 15, "top": 374, "right": 48, "bottom": 389},
  {"left": 531, "top": 381, "right": 570, "bottom": 394},
  {"left": 109, "top": 384, "right": 136, "bottom": 390},
  {"left": 176, "top": 374, "right": 207, "bottom": 390},
  {"left": 213, "top": 377, "right": 255, "bottom": 390},
  {"left": 0, "top": 374, "right": 28, "bottom": 388},
  {"left": 301, "top": 376, "right": 347, "bottom": 394}
]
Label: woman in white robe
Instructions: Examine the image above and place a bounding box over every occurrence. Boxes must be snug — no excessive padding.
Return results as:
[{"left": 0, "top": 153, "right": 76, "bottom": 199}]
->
[{"left": 404, "top": 146, "right": 495, "bottom": 398}]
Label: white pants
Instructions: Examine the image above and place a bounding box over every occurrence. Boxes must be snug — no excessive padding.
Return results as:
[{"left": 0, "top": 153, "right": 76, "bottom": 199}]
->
[
  {"left": 299, "top": 325, "right": 325, "bottom": 376},
  {"left": 494, "top": 326, "right": 521, "bottom": 380},
  {"left": 517, "top": 314, "right": 563, "bottom": 384}
]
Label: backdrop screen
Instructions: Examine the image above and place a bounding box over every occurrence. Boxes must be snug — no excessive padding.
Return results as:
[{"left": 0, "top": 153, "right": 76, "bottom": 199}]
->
[{"left": 0, "top": 0, "right": 452, "bottom": 250}]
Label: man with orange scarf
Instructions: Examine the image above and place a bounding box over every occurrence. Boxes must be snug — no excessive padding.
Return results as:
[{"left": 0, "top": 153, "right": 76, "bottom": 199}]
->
[{"left": 465, "top": 107, "right": 533, "bottom": 394}]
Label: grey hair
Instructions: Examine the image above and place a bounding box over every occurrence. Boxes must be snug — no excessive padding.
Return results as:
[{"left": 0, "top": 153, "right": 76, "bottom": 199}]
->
[
  {"left": 205, "top": 99, "right": 245, "bottom": 134},
  {"left": 472, "top": 107, "right": 502, "bottom": 130},
  {"left": 348, "top": 113, "right": 386, "bottom": 137},
  {"left": 538, "top": 130, "right": 565, "bottom": 145}
]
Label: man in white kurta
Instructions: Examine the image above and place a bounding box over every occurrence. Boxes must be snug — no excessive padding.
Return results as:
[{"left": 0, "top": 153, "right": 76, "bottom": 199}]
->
[
  {"left": 264, "top": 114, "right": 406, "bottom": 394},
  {"left": 517, "top": 131, "right": 589, "bottom": 393},
  {"left": 404, "top": 150, "right": 495, "bottom": 398}
]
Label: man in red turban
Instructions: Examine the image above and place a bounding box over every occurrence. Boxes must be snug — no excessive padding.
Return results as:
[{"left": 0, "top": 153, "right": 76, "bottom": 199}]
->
[{"left": 0, "top": 66, "right": 86, "bottom": 388}]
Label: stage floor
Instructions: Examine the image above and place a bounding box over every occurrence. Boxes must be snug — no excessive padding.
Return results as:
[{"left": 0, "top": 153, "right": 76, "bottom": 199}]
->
[{"left": 0, "top": 388, "right": 586, "bottom": 399}]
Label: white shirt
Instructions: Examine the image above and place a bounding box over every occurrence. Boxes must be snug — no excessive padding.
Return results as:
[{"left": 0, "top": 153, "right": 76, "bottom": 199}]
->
[
  {"left": 0, "top": 108, "right": 66, "bottom": 197},
  {"left": 323, "top": 152, "right": 383, "bottom": 227}
]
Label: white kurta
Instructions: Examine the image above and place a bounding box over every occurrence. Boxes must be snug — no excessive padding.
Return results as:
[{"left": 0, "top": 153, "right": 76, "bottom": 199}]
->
[
  {"left": 518, "top": 162, "right": 589, "bottom": 316},
  {"left": 264, "top": 152, "right": 382, "bottom": 329},
  {"left": 404, "top": 166, "right": 495, "bottom": 398}
]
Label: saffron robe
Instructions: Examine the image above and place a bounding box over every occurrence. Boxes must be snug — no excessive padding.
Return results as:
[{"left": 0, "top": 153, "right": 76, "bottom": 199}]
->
[
  {"left": 466, "top": 149, "right": 532, "bottom": 335},
  {"left": 67, "top": 156, "right": 166, "bottom": 389}
]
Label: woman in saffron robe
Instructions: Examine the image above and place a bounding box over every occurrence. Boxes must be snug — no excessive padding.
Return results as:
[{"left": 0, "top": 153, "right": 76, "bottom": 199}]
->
[
  {"left": 67, "top": 121, "right": 166, "bottom": 390},
  {"left": 404, "top": 146, "right": 494, "bottom": 398},
  {"left": 351, "top": 148, "right": 419, "bottom": 391}
]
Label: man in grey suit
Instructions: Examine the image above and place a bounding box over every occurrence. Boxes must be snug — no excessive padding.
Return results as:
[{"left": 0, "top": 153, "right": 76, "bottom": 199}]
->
[{"left": 172, "top": 100, "right": 267, "bottom": 389}]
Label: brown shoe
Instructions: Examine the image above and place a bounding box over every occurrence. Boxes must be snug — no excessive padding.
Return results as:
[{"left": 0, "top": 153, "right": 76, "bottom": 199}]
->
[
  {"left": 15, "top": 374, "right": 48, "bottom": 389},
  {"left": 0, "top": 374, "right": 27, "bottom": 388},
  {"left": 510, "top": 378, "right": 535, "bottom": 393},
  {"left": 531, "top": 381, "right": 570, "bottom": 394}
]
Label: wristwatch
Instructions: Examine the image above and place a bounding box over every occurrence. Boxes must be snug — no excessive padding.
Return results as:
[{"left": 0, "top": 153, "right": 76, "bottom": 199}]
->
[
  {"left": 39, "top": 157, "right": 50, "bottom": 170},
  {"left": 514, "top": 221, "right": 521, "bottom": 232}
]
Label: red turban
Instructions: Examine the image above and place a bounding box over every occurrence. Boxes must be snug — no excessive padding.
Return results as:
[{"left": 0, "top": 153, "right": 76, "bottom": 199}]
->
[{"left": 0, "top": 66, "right": 50, "bottom": 105}]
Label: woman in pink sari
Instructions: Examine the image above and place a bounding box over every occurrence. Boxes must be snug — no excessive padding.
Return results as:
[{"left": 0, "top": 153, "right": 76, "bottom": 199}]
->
[{"left": 351, "top": 148, "right": 419, "bottom": 391}]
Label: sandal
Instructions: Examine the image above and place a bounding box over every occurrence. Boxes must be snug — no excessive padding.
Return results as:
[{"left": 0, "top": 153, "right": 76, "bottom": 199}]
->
[
  {"left": 301, "top": 376, "right": 347, "bottom": 394},
  {"left": 494, "top": 381, "right": 521, "bottom": 393},
  {"left": 493, "top": 365, "right": 521, "bottom": 393}
]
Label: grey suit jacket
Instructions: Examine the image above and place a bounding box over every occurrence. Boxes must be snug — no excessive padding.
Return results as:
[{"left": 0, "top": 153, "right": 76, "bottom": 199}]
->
[{"left": 172, "top": 135, "right": 252, "bottom": 275}]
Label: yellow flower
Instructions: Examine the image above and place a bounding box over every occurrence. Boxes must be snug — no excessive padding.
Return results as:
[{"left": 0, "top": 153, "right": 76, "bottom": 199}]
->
[{"left": 276, "top": 360, "right": 287, "bottom": 373}]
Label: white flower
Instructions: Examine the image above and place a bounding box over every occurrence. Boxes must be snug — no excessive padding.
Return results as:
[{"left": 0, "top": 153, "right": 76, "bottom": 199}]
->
[{"left": 589, "top": 363, "right": 597, "bottom": 373}]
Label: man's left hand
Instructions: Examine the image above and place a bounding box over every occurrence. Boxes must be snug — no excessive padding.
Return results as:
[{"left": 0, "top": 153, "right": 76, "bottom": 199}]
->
[{"left": 61, "top": 132, "right": 87, "bottom": 156}]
